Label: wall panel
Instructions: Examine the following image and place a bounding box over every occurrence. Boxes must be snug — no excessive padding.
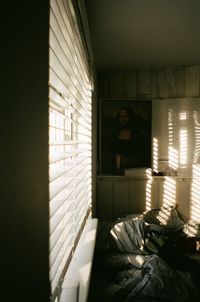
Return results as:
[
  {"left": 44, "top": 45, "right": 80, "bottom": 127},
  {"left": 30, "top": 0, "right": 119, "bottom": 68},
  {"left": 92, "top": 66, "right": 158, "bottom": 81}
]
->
[
  {"left": 98, "top": 65, "right": 200, "bottom": 100},
  {"left": 185, "top": 66, "right": 200, "bottom": 97}
]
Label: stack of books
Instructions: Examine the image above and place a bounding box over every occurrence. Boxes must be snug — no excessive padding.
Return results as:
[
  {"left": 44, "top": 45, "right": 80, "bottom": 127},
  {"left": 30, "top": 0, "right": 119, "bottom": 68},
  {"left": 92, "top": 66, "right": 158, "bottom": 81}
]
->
[{"left": 124, "top": 167, "right": 152, "bottom": 177}]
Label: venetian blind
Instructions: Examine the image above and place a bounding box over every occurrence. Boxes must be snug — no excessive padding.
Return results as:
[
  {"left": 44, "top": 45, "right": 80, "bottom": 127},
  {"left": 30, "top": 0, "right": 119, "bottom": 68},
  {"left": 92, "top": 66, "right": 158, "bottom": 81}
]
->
[{"left": 49, "top": 0, "right": 92, "bottom": 298}]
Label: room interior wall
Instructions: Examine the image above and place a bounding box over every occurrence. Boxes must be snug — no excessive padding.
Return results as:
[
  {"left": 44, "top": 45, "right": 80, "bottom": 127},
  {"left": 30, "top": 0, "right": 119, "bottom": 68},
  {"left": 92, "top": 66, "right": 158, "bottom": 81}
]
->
[
  {"left": 96, "top": 66, "right": 200, "bottom": 221},
  {"left": 1, "top": 1, "right": 50, "bottom": 301}
]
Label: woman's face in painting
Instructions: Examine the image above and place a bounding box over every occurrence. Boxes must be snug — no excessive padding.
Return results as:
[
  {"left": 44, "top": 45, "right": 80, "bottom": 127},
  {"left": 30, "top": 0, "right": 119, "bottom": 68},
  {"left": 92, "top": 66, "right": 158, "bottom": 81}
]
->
[{"left": 118, "top": 109, "right": 130, "bottom": 127}]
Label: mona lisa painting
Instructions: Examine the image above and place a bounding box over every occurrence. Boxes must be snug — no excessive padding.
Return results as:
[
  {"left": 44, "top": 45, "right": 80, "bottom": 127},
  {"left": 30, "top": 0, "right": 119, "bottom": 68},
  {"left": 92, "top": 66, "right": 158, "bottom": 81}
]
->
[{"left": 99, "top": 99, "right": 152, "bottom": 175}]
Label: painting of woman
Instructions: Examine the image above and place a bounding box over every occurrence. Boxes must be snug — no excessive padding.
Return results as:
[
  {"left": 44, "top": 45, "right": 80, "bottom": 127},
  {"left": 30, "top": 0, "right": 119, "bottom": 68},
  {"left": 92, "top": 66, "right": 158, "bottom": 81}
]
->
[{"left": 99, "top": 100, "right": 151, "bottom": 175}]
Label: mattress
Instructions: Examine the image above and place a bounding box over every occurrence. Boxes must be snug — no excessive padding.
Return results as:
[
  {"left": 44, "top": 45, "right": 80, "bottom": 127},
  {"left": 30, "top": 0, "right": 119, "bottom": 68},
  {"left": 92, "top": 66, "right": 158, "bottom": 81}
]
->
[{"left": 90, "top": 206, "right": 200, "bottom": 302}]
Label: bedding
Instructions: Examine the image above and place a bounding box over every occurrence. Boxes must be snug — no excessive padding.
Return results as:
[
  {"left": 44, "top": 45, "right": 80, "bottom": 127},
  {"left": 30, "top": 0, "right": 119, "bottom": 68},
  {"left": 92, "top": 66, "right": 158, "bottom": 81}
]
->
[{"left": 92, "top": 206, "right": 200, "bottom": 302}]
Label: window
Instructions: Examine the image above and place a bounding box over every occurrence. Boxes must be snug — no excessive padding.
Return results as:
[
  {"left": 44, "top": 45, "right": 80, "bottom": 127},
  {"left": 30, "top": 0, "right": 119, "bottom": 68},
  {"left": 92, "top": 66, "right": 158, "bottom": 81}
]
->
[{"left": 49, "top": 0, "right": 92, "bottom": 299}]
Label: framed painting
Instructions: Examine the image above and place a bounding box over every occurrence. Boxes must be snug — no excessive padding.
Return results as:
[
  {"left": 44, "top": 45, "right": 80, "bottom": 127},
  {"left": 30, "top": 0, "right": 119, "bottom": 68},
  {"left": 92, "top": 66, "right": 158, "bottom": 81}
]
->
[{"left": 98, "top": 99, "right": 152, "bottom": 175}]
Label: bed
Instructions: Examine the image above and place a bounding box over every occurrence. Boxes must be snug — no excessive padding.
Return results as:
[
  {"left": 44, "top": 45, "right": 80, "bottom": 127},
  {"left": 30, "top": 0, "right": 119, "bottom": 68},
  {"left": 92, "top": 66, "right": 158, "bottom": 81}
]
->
[{"left": 89, "top": 206, "right": 200, "bottom": 302}]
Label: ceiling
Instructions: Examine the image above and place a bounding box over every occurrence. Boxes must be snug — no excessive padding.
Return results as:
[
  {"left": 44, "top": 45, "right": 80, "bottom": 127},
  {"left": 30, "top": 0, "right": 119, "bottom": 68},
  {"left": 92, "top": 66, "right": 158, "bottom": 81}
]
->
[{"left": 85, "top": 0, "right": 200, "bottom": 71}]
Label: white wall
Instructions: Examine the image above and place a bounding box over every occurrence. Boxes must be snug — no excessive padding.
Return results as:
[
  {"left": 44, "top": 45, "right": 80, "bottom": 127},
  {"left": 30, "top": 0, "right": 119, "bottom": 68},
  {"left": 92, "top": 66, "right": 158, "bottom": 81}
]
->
[{"left": 152, "top": 98, "right": 200, "bottom": 176}]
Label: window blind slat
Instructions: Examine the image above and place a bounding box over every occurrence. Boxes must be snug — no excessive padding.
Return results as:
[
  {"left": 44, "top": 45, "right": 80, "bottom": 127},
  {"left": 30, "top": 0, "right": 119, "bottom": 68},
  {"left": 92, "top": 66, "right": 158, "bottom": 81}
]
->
[
  {"left": 49, "top": 164, "right": 74, "bottom": 182},
  {"left": 49, "top": 69, "right": 91, "bottom": 121},
  {"left": 51, "top": 1, "right": 85, "bottom": 76}
]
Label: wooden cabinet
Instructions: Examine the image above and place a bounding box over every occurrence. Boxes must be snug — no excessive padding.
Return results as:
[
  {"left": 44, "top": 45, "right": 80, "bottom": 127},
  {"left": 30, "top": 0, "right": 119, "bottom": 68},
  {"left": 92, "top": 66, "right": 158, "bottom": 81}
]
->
[
  {"left": 96, "top": 176, "right": 192, "bottom": 221},
  {"left": 97, "top": 176, "right": 148, "bottom": 220}
]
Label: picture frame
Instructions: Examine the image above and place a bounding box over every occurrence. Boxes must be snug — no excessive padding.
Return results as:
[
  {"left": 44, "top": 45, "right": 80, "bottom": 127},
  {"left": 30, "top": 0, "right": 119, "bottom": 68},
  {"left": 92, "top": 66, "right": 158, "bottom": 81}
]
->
[{"left": 98, "top": 99, "right": 152, "bottom": 175}]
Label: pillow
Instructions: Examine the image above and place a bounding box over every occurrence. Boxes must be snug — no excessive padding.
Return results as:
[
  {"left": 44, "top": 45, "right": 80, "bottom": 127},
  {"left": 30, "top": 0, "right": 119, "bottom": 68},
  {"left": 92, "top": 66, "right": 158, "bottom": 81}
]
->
[
  {"left": 110, "top": 218, "right": 149, "bottom": 254},
  {"left": 142, "top": 206, "right": 185, "bottom": 234}
]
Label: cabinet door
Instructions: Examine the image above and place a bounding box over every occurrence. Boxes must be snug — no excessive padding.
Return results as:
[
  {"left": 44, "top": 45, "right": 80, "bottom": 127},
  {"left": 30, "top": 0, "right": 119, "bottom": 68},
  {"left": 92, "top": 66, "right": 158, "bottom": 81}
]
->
[
  {"left": 97, "top": 179, "right": 113, "bottom": 220},
  {"left": 113, "top": 181, "right": 129, "bottom": 219},
  {"left": 145, "top": 177, "right": 159, "bottom": 210},
  {"left": 176, "top": 178, "right": 190, "bottom": 219},
  {"left": 157, "top": 177, "right": 176, "bottom": 208},
  {"left": 129, "top": 179, "right": 147, "bottom": 214}
]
